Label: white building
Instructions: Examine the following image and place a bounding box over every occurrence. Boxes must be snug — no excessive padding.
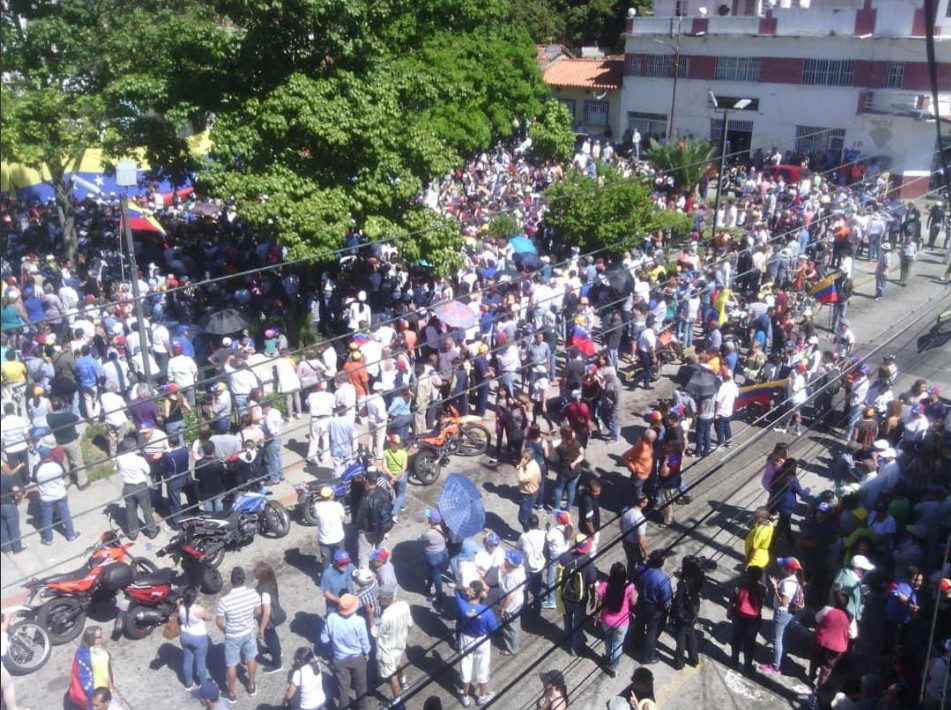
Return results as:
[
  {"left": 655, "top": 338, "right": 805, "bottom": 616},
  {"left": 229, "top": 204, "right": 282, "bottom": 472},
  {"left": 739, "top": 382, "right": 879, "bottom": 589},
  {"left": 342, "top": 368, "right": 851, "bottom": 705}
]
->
[{"left": 621, "top": 0, "right": 951, "bottom": 197}]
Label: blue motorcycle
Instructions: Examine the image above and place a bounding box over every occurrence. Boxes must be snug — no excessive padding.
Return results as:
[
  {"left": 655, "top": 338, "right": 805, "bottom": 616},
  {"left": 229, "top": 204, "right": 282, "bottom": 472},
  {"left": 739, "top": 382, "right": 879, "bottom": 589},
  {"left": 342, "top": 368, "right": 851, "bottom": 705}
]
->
[
  {"left": 294, "top": 448, "right": 372, "bottom": 525},
  {"left": 171, "top": 486, "right": 291, "bottom": 569}
]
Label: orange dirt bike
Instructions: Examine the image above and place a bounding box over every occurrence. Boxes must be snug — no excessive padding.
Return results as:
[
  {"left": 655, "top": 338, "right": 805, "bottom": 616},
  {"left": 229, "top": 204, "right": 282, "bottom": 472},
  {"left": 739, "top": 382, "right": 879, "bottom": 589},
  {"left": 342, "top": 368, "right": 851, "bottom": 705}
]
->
[
  {"left": 408, "top": 406, "right": 491, "bottom": 485},
  {"left": 22, "top": 530, "right": 157, "bottom": 645}
]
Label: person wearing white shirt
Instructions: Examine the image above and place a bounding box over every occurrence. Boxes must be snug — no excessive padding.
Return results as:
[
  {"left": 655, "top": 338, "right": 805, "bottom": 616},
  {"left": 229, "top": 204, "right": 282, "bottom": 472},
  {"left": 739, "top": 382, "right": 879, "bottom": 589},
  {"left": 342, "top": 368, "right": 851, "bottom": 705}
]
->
[
  {"left": 167, "top": 346, "right": 199, "bottom": 406},
  {"left": 115, "top": 438, "right": 159, "bottom": 540},
  {"left": 320, "top": 342, "right": 338, "bottom": 379},
  {"left": 498, "top": 550, "right": 526, "bottom": 655},
  {"left": 33, "top": 447, "right": 80, "bottom": 545},
  {"left": 261, "top": 400, "right": 284, "bottom": 484},
  {"left": 306, "top": 380, "right": 336, "bottom": 463},
  {"left": 372, "top": 589, "right": 413, "bottom": 706},
  {"left": 284, "top": 648, "right": 326, "bottom": 710},
  {"left": 312, "top": 488, "right": 347, "bottom": 567},
  {"left": 365, "top": 384, "right": 388, "bottom": 460},
  {"left": 333, "top": 379, "right": 357, "bottom": 422},
  {"left": 100, "top": 382, "right": 134, "bottom": 456},
  {"left": 517, "top": 516, "right": 547, "bottom": 609},
  {"left": 714, "top": 369, "right": 739, "bottom": 448}
]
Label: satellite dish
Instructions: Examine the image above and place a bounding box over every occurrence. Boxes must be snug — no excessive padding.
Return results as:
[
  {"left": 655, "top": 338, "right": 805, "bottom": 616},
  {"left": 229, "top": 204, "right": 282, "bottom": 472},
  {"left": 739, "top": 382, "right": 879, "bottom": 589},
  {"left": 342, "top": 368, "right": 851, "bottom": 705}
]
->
[
  {"left": 593, "top": 90, "right": 609, "bottom": 100},
  {"left": 699, "top": 6, "right": 708, "bottom": 16}
]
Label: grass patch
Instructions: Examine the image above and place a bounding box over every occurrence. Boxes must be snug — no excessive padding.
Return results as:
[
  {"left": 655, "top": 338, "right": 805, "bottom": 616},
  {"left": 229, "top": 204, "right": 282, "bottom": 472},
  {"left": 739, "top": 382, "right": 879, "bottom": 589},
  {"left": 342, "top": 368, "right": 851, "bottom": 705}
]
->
[{"left": 80, "top": 423, "right": 116, "bottom": 483}]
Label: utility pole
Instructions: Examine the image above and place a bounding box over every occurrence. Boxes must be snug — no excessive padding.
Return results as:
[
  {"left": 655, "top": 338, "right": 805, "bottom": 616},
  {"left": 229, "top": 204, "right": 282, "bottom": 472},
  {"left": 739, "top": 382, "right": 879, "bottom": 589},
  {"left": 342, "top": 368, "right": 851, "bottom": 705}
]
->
[{"left": 666, "top": 13, "right": 683, "bottom": 143}]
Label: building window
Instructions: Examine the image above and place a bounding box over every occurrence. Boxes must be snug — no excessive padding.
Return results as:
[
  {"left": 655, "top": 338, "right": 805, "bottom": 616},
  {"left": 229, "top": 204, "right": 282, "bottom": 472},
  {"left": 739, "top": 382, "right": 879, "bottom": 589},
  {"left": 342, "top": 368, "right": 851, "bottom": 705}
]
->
[
  {"left": 626, "top": 54, "right": 641, "bottom": 76},
  {"left": 558, "top": 98, "right": 577, "bottom": 120},
  {"left": 886, "top": 61, "right": 904, "bottom": 89},
  {"left": 715, "top": 57, "right": 761, "bottom": 82},
  {"left": 802, "top": 59, "right": 854, "bottom": 86},
  {"left": 583, "top": 100, "right": 609, "bottom": 128},
  {"left": 795, "top": 125, "right": 846, "bottom": 162},
  {"left": 627, "top": 111, "right": 668, "bottom": 139},
  {"left": 642, "top": 54, "right": 689, "bottom": 78},
  {"left": 710, "top": 118, "right": 755, "bottom": 143}
]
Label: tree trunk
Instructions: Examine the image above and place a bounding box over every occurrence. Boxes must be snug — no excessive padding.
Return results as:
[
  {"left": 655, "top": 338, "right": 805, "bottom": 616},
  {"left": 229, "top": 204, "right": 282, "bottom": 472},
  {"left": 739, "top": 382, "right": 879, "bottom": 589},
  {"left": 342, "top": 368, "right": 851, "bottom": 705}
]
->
[{"left": 51, "top": 168, "right": 78, "bottom": 265}]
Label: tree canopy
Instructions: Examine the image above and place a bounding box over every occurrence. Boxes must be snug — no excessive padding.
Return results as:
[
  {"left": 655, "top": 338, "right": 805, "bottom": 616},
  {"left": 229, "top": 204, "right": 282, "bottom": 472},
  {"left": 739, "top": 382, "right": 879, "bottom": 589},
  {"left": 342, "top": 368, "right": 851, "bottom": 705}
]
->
[
  {"left": 543, "top": 164, "right": 660, "bottom": 252},
  {"left": 531, "top": 100, "right": 576, "bottom": 165},
  {"left": 644, "top": 138, "right": 717, "bottom": 196}
]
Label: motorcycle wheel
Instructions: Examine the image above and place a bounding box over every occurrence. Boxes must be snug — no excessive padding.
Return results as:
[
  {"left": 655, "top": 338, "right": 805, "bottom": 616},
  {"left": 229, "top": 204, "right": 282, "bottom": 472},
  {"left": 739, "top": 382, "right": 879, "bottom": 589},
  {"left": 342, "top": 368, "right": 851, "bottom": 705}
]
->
[
  {"left": 411, "top": 449, "right": 442, "bottom": 486},
  {"left": 132, "top": 557, "right": 159, "bottom": 577},
  {"left": 4, "top": 619, "right": 51, "bottom": 675},
  {"left": 122, "top": 605, "right": 156, "bottom": 640},
  {"left": 38, "top": 597, "right": 87, "bottom": 645},
  {"left": 456, "top": 424, "right": 490, "bottom": 456},
  {"left": 193, "top": 540, "right": 225, "bottom": 569},
  {"left": 299, "top": 493, "right": 320, "bottom": 526},
  {"left": 201, "top": 565, "right": 223, "bottom": 594},
  {"left": 262, "top": 501, "right": 291, "bottom": 538}
]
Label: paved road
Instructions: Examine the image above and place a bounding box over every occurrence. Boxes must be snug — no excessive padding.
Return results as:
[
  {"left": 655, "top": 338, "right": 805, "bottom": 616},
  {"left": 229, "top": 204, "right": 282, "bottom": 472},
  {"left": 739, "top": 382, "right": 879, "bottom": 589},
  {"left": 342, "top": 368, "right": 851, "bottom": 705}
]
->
[{"left": 3, "top": 250, "right": 949, "bottom": 710}]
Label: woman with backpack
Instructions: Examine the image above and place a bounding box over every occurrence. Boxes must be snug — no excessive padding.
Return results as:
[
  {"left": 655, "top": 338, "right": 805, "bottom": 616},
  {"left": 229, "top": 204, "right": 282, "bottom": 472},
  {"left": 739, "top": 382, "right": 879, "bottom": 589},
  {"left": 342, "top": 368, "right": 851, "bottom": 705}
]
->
[
  {"left": 596, "top": 562, "right": 638, "bottom": 677},
  {"left": 671, "top": 556, "right": 705, "bottom": 670},
  {"left": 759, "top": 557, "right": 803, "bottom": 675},
  {"left": 542, "top": 511, "right": 573, "bottom": 610},
  {"left": 729, "top": 566, "right": 767, "bottom": 676},
  {"left": 255, "top": 562, "right": 286, "bottom": 674},
  {"left": 283, "top": 647, "right": 326, "bottom": 710}
]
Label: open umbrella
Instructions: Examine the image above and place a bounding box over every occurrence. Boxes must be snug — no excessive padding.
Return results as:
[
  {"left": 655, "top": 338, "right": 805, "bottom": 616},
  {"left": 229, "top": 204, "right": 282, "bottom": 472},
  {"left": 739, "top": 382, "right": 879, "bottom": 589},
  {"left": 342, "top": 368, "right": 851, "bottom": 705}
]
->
[
  {"left": 438, "top": 473, "right": 485, "bottom": 538},
  {"left": 433, "top": 300, "right": 477, "bottom": 329},
  {"left": 199, "top": 308, "right": 249, "bottom": 335},
  {"left": 684, "top": 367, "right": 718, "bottom": 401},
  {"left": 189, "top": 202, "right": 221, "bottom": 217},
  {"left": 508, "top": 235, "right": 538, "bottom": 255},
  {"left": 602, "top": 264, "right": 635, "bottom": 297}
]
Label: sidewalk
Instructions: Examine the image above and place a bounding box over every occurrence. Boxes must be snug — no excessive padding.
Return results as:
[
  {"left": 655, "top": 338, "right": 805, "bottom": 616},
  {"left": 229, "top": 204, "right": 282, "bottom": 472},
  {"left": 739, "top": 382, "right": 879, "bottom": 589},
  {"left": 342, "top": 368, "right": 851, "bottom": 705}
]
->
[{"left": 0, "top": 416, "right": 325, "bottom": 604}]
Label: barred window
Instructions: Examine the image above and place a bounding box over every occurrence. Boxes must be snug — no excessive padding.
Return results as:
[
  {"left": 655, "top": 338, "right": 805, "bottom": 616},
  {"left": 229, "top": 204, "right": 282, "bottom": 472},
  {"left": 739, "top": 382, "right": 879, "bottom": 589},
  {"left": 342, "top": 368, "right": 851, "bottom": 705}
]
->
[
  {"left": 886, "top": 61, "right": 904, "bottom": 89},
  {"left": 642, "top": 54, "right": 689, "bottom": 78},
  {"left": 802, "top": 59, "right": 854, "bottom": 86},
  {"left": 795, "top": 125, "right": 846, "bottom": 161},
  {"left": 583, "top": 100, "right": 609, "bottom": 127},
  {"left": 715, "top": 56, "right": 761, "bottom": 82}
]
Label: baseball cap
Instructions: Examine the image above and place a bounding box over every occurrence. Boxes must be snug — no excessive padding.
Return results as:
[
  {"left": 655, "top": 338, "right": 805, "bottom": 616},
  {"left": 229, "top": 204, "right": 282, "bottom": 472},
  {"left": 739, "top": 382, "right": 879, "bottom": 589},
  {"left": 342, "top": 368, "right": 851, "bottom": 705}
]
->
[
  {"left": 928, "top": 385, "right": 940, "bottom": 395},
  {"left": 222, "top": 337, "right": 232, "bottom": 346},
  {"left": 319, "top": 486, "right": 334, "bottom": 499},
  {"left": 574, "top": 534, "right": 592, "bottom": 554},
  {"left": 333, "top": 550, "right": 352, "bottom": 565},
  {"left": 777, "top": 557, "right": 802, "bottom": 572},
  {"left": 485, "top": 531, "right": 500, "bottom": 547},
  {"left": 817, "top": 501, "right": 835, "bottom": 513},
  {"left": 369, "top": 548, "right": 390, "bottom": 563},
  {"left": 425, "top": 508, "right": 442, "bottom": 524},
  {"left": 191, "top": 679, "right": 221, "bottom": 701},
  {"left": 851, "top": 554, "right": 875, "bottom": 571},
  {"left": 505, "top": 549, "right": 523, "bottom": 567},
  {"left": 554, "top": 510, "right": 571, "bottom": 525}
]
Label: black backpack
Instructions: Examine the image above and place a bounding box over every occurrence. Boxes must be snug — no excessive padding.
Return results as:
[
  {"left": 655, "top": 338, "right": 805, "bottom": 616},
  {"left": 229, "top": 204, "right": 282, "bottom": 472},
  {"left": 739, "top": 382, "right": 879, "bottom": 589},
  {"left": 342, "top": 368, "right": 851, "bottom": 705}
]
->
[
  {"left": 366, "top": 488, "right": 394, "bottom": 536},
  {"left": 559, "top": 559, "right": 587, "bottom": 605}
]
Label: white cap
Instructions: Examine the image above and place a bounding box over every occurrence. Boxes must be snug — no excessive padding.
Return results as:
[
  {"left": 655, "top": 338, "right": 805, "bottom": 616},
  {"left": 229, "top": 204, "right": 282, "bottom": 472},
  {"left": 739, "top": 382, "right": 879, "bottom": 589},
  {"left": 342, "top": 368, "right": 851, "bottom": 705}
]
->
[
  {"left": 222, "top": 337, "right": 232, "bottom": 346},
  {"left": 851, "top": 554, "right": 875, "bottom": 571}
]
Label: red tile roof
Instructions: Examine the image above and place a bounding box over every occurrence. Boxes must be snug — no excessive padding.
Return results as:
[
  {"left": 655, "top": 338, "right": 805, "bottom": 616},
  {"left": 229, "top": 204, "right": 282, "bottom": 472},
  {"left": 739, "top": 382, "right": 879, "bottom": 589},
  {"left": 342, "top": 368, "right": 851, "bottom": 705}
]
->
[{"left": 543, "top": 58, "right": 623, "bottom": 90}]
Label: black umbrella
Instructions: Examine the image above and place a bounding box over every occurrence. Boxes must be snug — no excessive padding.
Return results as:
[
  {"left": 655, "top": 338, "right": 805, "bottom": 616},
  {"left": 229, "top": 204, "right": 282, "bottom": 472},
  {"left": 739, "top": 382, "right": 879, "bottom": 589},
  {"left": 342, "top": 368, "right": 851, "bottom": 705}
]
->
[
  {"left": 603, "top": 264, "right": 635, "bottom": 297},
  {"left": 199, "top": 308, "right": 249, "bottom": 335},
  {"left": 684, "top": 367, "right": 718, "bottom": 401}
]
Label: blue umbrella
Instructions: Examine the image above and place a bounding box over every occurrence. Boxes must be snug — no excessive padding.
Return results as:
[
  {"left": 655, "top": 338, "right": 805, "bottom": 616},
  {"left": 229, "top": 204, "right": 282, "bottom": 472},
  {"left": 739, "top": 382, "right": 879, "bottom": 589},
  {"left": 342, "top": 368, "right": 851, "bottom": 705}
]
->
[
  {"left": 438, "top": 473, "right": 485, "bottom": 538},
  {"left": 508, "top": 235, "right": 538, "bottom": 255}
]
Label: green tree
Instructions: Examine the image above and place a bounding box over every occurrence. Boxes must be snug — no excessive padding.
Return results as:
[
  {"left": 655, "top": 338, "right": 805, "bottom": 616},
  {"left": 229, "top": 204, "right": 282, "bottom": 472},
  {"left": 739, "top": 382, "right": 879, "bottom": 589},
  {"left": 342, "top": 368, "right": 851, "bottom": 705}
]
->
[
  {"left": 543, "top": 164, "right": 658, "bottom": 252},
  {"left": 510, "top": 0, "right": 652, "bottom": 51},
  {"left": 531, "top": 100, "right": 576, "bottom": 164},
  {"left": 644, "top": 138, "right": 717, "bottom": 196}
]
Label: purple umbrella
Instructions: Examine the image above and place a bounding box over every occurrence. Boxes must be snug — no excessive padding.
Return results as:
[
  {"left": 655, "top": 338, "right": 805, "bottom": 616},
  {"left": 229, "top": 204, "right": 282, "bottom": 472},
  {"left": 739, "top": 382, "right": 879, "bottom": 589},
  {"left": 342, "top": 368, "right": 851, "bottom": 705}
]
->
[{"left": 433, "top": 300, "right": 477, "bottom": 329}]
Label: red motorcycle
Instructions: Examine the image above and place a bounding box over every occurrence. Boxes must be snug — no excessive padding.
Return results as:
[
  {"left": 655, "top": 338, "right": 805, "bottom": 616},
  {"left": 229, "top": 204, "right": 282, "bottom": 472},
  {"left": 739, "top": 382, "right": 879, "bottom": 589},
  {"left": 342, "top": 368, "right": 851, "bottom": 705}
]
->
[
  {"left": 113, "top": 568, "right": 182, "bottom": 640},
  {"left": 23, "top": 531, "right": 157, "bottom": 645}
]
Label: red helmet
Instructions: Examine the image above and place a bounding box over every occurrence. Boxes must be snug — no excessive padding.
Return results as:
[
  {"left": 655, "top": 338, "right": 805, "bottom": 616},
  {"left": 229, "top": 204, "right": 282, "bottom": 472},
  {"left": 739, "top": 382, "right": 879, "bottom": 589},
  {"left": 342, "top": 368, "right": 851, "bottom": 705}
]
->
[{"left": 171, "top": 342, "right": 184, "bottom": 355}]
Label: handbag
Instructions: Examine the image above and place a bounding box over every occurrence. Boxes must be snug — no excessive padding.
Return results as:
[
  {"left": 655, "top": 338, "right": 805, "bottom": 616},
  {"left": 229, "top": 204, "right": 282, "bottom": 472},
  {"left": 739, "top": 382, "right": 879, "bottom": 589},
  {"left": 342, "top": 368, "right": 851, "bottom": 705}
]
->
[{"left": 163, "top": 614, "right": 181, "bottom": 639}]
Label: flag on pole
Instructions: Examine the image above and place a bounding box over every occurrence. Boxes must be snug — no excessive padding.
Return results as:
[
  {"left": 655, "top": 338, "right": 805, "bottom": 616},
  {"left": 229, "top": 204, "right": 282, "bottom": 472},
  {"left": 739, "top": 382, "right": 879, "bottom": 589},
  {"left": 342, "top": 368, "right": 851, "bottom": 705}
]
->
[
  {"left": 125, "top": 205, "right": 166, "bottom": 236},
  {"left": 809, "top": 275, "right": 838, "bottom": 305}
]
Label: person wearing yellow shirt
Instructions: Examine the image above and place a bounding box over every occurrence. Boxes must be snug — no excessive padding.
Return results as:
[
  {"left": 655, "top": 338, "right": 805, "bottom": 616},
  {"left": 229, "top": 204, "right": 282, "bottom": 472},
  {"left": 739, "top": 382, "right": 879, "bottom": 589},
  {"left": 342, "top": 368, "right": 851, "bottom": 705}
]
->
[
  {"left": 745, "top": 507, "right": 774, "bottom": 574},
  {"left": 1, "top": 350, "right": 27, "bottom": 405},
  {"left": 382, "top": 435, "right": 408, "bottom": 523}
]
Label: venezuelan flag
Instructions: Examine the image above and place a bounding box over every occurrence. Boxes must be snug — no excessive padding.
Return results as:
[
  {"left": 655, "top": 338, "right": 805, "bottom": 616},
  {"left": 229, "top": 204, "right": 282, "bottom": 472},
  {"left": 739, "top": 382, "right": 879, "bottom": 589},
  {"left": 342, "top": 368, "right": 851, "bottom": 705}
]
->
[
  {"left": 736, "top": 379, "right": 788, "bottom": 410},
  {"left": 809, "top": 275, "right": 838, "bottom": 305},
  {"left": 126, "top": 205, "right": 166, "bottom": 236}
]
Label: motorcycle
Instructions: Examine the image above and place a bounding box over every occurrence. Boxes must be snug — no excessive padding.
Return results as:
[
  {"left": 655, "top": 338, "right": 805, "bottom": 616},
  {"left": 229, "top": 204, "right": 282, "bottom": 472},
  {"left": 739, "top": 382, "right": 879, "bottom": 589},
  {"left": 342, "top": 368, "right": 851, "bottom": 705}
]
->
[
  {"left": 155, "top": 534, "right": 224, "bottom": 595},
  {"left": 170, "top": 485, "right": 291, "bottom": 570},
  {"left": 2, "top": 606, "right": 51, "bottom": 675},
  {"left": 293, "top": 448, "right": 372, "bottom": 525},
  {"left": 409, "top": 406, "right": 491, "bottom": 485},
  {"left": 112, "top": 568, "right": 184, "bottom": 640},
  {"left": 23, "top": 531, "right": 157, "bottom": 645}
]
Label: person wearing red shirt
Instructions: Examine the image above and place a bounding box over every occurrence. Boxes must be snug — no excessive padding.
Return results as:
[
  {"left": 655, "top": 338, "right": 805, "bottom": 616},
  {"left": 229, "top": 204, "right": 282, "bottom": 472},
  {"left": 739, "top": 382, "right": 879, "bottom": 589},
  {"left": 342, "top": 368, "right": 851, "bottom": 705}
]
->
[{"left": 808, "top": 589, "right": 852, "bottom": 690}]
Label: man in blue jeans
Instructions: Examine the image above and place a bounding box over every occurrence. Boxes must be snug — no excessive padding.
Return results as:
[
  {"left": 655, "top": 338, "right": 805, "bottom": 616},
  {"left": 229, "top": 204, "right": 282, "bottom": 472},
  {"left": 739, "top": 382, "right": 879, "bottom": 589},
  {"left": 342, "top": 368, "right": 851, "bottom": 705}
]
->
[
  {"left": 33, "top": 446, "right": 80, "bottom": 545},
  {"left": 555, "top": 534, "right": 598, "bottom": 656}
]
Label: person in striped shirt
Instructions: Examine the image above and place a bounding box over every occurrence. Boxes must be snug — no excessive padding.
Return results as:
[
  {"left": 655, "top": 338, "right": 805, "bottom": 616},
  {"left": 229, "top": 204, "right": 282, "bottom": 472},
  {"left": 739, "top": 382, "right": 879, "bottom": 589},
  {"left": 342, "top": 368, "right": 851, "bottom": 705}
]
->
[{"left": 215, "top": 567, "right": 261, "bottom": 704}]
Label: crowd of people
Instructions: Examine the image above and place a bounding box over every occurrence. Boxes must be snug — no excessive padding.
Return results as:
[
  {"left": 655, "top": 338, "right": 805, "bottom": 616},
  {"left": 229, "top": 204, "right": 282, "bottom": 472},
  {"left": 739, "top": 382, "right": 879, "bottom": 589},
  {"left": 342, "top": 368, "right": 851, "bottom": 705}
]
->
[{"left": 1, "top": 134, "right": 949, "bottom": 710}]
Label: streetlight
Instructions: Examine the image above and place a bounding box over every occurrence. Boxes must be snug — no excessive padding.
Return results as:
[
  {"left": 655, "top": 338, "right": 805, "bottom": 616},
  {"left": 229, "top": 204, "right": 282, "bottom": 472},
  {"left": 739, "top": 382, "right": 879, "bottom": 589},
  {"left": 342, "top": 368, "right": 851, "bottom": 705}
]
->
[
  {"left": 116, "top": 159, "right": 154, "bottom": 388},
  {"left": 709, "top": 95, "right": 752, "bottom": 240}
]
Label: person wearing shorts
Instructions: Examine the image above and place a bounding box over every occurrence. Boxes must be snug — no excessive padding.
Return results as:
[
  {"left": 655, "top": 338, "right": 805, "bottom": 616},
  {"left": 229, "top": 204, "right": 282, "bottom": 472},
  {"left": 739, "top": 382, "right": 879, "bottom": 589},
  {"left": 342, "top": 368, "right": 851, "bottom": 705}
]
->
[{"left": 215, "top": 567, "right": 261, "bottom": 704}]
